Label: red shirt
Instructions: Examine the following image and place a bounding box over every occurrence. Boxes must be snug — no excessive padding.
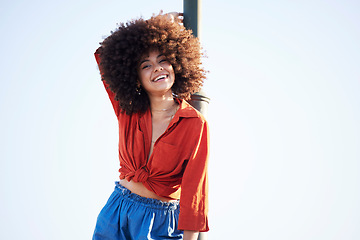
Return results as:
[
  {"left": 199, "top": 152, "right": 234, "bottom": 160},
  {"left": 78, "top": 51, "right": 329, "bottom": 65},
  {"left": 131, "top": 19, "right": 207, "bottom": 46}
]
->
[{"left": 95, "top": 52, "right": 209, "bottom": 232}]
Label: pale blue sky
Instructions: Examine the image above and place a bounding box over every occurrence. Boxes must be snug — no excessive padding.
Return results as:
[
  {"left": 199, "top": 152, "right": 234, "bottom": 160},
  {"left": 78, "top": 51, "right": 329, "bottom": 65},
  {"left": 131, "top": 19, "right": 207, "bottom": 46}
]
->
[{"left": 1, "top": 0, "right": 359, "bottom": 239}]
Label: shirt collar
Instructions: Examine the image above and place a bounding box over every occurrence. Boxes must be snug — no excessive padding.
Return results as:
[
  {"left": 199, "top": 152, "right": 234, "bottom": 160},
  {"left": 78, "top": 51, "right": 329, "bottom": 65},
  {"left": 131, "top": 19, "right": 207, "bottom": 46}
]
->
[
  {"left": 138, "top": 98, "right": 201, "bottom": 141},
  {"left": 140, "top": 98, "right": 200, "bottom": 127},
  {"left": 174, "top": 98, "right": 200, "bottom": 119}
]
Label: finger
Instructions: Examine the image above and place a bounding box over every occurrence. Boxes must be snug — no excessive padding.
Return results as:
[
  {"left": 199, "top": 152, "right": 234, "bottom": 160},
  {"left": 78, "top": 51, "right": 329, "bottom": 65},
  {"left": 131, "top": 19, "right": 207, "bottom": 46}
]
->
[{"left": 166, "top": 12, "right": 184, "bottom": 23}]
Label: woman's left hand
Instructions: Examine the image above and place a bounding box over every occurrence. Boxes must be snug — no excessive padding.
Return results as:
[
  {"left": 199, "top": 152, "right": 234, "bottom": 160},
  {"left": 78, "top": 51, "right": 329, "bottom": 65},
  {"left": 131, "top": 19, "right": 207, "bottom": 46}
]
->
[{"left": 166, "top": 12, "right": 184, "bottom": 24}]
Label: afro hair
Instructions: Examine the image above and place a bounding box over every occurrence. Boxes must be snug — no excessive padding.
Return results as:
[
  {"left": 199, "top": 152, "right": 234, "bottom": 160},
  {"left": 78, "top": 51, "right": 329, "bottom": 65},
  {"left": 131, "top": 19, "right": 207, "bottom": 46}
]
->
[{"left": 96, "top": 13, "right": 206, "bottom": 114}]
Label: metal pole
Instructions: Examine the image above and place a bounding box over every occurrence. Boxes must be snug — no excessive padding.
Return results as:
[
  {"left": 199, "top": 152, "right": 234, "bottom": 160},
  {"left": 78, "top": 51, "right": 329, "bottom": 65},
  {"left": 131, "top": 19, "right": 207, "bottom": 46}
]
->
[
  {"left": 183, "top": 1, "right": 209, "bottom": 240},
  {"left": 183, "top": 0, "right": 202, "bottom": 40},
  {"left": 183, "top": 0, "right": 210, "bottom": 118}
]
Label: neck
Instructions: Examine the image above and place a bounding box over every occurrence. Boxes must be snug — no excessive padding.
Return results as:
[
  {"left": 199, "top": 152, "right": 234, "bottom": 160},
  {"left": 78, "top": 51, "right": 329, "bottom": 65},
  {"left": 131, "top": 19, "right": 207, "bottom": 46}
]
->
[{"left": 149, "top": 92, "right": 176, "bottom": 113}]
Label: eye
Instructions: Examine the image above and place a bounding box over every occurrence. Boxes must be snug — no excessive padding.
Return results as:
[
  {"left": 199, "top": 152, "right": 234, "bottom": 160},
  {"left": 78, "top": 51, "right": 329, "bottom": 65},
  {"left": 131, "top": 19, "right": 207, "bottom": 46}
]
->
[
  {"left": 141, "top": 64, "right": 151, "bottom": 70},
  {"left": 159, "top": 58, "right": 168, "bottom": 63}
]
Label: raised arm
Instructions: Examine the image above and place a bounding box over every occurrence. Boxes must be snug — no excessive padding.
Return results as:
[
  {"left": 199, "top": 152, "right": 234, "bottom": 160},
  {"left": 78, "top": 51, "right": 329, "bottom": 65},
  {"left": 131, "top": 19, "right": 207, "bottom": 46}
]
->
[{"left": 94, "top": 49, "right": 121, "bottom": 117}]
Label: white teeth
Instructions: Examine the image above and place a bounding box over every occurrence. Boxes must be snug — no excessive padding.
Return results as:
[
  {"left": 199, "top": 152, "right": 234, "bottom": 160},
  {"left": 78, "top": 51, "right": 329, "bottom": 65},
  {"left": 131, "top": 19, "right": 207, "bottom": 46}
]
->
[{"left": 154, "top": 75, "right": 167, "bottom": 82}]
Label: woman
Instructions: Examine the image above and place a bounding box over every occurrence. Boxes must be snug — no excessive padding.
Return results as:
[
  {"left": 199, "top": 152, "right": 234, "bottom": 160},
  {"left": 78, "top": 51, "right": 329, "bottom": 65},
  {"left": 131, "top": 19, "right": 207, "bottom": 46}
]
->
[{"left": 93, "top": 13, "right": 209, "bottom": 240}]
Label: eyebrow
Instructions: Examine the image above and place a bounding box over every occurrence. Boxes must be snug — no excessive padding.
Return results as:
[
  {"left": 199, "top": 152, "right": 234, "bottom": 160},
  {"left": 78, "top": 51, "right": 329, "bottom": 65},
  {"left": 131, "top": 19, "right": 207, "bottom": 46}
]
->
[{"left": 139, "top": 54, "right": 164, "bottom": 65}]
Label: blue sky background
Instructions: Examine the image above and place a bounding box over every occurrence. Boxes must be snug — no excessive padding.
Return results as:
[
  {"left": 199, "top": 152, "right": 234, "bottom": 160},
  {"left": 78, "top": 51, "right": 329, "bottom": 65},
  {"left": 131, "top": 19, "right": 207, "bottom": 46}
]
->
[{"left": 1, "top": 0, "right": 359, "bottom": 239}]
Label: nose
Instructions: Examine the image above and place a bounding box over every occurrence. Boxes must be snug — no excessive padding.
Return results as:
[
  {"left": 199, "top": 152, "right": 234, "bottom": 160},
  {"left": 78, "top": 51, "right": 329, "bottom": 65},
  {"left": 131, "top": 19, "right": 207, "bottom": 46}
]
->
[{"left": 154, "top": 64, "right": 163, "bottom": 72}]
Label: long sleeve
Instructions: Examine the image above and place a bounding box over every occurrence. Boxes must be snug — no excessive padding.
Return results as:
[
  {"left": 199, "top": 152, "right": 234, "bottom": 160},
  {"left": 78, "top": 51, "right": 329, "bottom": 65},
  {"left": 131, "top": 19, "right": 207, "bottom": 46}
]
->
[
  {"left": 94, "top": 49, "right": 121, "bottom": 117},
  {"left": 178, "top": 120, "right": 209, "bottom": 232}
]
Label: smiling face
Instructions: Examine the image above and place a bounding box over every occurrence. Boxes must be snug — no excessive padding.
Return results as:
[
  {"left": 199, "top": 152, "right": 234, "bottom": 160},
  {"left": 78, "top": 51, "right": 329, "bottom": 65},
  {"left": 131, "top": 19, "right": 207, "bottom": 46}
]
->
[{"left": 137, "top": 49, "right": 175, "bottom": 97}]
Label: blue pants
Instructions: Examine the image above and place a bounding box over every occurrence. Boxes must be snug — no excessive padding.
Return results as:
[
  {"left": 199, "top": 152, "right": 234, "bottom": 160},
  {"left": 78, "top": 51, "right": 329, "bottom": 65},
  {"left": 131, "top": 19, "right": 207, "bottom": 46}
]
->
[{"left": 92, "top": 182, "right": 183, "bottom": 240}]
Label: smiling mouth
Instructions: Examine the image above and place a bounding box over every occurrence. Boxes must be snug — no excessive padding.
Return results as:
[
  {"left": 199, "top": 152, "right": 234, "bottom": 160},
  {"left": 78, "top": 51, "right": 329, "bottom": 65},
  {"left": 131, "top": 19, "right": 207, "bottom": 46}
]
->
[{"left": 153, "top": 74, "right": 168, "bottom": 82}]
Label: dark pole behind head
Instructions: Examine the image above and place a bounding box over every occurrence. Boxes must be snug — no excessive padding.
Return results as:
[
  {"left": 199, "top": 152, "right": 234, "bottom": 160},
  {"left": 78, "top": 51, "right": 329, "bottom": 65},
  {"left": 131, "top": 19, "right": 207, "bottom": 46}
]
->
[
  {"left": 183, "top": 0, "right": 210, "bottom": 121},
  {"left": 183, "top": 0, "right": 202, "bottom": 40}
]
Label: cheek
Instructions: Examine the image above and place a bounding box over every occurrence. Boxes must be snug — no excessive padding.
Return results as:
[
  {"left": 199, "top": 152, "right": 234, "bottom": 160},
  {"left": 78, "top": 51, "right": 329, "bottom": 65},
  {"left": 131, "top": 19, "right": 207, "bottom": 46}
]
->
[
  {"left": 138, "top": 70, "right": 149, "bottom": 84},
  {"left": 167, "top": 65, "right": 175, "bottom": 75},
  {"left": 170, "top": 67, "right": 175, "bottom": 79}
]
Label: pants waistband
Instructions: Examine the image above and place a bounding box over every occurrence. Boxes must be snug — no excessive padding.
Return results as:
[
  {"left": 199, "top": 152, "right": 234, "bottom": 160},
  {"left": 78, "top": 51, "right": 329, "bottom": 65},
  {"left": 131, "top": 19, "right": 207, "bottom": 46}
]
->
[{"left": 114, "top": 181, "right": 180, "bottom": 211}]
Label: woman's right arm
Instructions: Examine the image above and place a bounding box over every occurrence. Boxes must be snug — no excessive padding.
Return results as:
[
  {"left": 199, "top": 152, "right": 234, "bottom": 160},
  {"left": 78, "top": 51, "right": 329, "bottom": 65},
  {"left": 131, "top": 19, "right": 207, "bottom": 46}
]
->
[{"left": 94, "top": 49, "right": 121, "bottom": 117}]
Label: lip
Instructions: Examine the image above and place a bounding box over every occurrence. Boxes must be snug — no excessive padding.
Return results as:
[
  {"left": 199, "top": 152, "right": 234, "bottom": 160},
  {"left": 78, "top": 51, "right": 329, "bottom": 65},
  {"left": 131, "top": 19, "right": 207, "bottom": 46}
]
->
[{"left": 152, "top": 74, "right": 168, "bottom": 82}]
